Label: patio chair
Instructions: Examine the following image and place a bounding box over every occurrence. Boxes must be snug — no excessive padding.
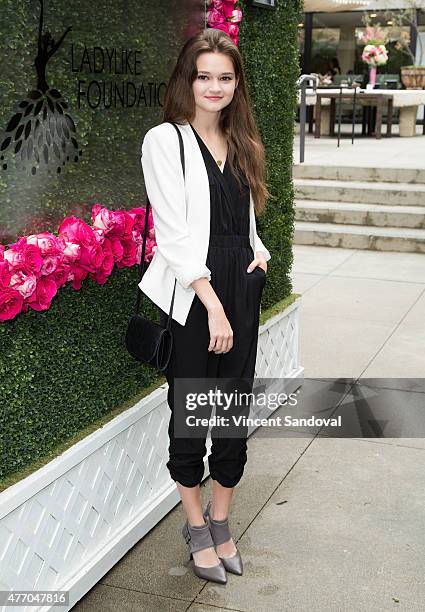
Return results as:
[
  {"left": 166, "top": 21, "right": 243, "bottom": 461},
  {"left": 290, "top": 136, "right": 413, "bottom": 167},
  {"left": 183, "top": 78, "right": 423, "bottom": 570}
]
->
[
  {"left": 362, "top": 74, "right": 401, "bottom": 135},
  {"left": 374, "top": 74, "right": 401, "bottom": 89}
]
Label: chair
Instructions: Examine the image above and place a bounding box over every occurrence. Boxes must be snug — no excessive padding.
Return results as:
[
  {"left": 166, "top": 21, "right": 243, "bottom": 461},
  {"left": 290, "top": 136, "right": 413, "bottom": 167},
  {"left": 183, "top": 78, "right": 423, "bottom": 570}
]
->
[
  {"left": 374, "top": 74, "right": 401, "bottom": 89},
  {"left": 362, "top": 74, "right": 401, "bottom": 134}
]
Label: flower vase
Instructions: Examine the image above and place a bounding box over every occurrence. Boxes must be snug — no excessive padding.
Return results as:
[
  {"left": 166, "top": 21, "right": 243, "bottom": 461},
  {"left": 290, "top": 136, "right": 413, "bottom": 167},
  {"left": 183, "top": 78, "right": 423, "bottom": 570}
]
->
[{"left": 368, "top": 65, "right": 377, "bottom": 87}]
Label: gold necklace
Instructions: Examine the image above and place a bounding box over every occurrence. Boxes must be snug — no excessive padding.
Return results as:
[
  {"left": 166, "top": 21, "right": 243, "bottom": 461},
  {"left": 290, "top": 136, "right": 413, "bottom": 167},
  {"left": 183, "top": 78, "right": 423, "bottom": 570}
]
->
[
  {"left": 208, "top": 141, "right": 226, "bottom": 167},
  {"left": 199, "top": 131, "right": 227, "bottom": 167}
]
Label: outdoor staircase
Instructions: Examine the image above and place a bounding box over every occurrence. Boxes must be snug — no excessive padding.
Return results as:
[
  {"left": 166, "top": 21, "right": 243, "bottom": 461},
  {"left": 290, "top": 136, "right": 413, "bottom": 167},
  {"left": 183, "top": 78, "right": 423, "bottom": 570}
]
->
[{"left": 293, "top": 165, "right": 425, "bottom": 253}]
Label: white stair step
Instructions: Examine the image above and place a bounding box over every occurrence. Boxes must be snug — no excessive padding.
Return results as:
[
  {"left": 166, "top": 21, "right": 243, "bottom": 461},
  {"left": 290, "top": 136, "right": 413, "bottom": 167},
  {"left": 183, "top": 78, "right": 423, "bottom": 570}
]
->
[
  {"left": 295, "top": 200, "right": 425, "bottom": 229},
  {"left": 294, "top": 178, "right": 425, "bottom": 206},
  {"left": 294, "top": 221, "right": 425, "bottom": 253},
  {"left": 293, "top": 164, "right": 425, "bottom": 185}
]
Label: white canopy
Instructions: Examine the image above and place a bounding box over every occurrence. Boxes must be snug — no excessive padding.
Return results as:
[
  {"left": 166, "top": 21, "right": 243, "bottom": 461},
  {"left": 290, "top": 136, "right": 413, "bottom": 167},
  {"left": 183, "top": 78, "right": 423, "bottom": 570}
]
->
[{"left": 304, "top": 0, "right": 370, "bottom": 11}]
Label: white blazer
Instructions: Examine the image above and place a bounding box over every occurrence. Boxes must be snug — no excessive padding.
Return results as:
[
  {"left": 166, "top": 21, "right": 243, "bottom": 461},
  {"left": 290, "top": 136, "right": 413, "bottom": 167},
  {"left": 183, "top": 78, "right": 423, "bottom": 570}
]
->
[{"left": 138, "top": 120, "right": 271, "bottom": 327}]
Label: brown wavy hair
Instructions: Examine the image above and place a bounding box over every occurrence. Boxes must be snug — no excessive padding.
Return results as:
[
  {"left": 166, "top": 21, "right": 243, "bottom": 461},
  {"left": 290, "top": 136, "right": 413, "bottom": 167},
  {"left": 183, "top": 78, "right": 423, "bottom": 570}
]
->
[{"left": 162, "top": 28, "right": 272, "bottom": 215}]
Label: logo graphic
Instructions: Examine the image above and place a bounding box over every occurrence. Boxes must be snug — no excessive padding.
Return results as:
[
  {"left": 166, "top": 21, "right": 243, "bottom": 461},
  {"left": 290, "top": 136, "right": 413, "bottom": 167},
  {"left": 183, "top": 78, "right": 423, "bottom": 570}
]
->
[{"left": 0, "top": 0, "right": 81, "bottom": 176}]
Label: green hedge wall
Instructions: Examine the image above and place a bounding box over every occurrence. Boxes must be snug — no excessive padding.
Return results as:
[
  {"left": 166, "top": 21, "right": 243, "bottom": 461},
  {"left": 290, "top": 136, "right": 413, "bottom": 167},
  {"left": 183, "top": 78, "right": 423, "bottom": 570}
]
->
[{"left": 0, "top": 0, "right": 301, "bottom": 485}]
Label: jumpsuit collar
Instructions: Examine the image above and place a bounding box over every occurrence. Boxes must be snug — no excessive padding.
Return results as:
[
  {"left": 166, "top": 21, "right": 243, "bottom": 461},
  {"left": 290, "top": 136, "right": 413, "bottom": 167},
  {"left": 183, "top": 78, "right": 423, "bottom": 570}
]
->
[{"left": 188, "top": 123, "right": 235, "bottom": 211}]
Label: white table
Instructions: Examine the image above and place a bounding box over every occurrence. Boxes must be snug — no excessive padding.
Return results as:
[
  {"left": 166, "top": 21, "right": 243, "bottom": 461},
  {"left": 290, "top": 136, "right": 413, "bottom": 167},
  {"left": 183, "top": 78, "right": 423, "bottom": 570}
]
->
[
  {"left": 302, "top": 88, "right": 425, "bottom": 137},
  {"left": 364, "top": 89, "right": 425, "bottom": 136}
]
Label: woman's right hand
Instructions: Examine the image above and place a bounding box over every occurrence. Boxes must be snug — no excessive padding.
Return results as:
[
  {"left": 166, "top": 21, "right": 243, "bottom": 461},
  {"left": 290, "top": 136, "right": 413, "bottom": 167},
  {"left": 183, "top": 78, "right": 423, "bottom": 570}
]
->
[{"left": 207, "top": 306, "right": 233, "bottom": 354}]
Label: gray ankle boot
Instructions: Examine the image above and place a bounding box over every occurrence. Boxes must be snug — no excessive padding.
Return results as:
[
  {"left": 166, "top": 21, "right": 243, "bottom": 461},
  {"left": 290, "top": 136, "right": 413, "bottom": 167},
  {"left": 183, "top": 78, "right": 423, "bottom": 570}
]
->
[
  {"left": 182, "top": 519, "right": 227, "bottom": 584},
  {"left": 203, "top": 501, "right": 243, "bottom": 576}
]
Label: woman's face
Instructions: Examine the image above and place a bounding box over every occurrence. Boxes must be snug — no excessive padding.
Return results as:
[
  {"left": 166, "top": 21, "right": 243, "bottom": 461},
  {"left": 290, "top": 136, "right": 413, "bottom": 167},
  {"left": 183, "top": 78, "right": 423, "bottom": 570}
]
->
[{"left": 192, "top": 51, "right": 238, "bottom": 115}]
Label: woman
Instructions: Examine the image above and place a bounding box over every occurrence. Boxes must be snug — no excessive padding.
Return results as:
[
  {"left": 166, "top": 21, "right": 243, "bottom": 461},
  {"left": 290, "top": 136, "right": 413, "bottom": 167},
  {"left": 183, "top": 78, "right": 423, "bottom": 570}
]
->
[
  {"left": 325, "top": 57, "right": 341, "bottom": 80},
  {"left": 139, "top": 28, "right": 271, "bottom": 584}
]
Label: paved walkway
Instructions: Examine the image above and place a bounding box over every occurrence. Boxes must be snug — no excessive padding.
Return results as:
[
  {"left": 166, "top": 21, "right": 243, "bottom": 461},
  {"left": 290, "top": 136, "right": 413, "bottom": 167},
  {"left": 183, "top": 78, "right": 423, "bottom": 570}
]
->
[
  {"left": 74, "top": 245, "right": 425, "bottom": 612},
  {"left": 294, "top": 128, "right": 425, "bottom": 169}
]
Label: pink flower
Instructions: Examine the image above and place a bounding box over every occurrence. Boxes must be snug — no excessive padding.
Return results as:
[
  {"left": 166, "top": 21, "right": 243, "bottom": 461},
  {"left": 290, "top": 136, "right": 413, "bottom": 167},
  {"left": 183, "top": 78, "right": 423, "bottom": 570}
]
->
[
  {"left": 4, "top": 238, "right": 44, "bottom": 275},
  {"left": 90, "top": 237, "right": 115, "bottom": 284},
  {"left": 128, "top": 206, "right": 154, "bottom": 235},
  {"left": 207, "top": 9, "right": 226, "bottom": 26},
  {"left": 77, "top": 242, "right": 105, "bottom": 273},
  {"left": 67, "top": 265, "right": 89, "bottom": 291},
  {"left": 230, "top": 8, "right": 242, "bottom": 23},
  {"left": 136, "top": 238, "right": 156, "bottom": 264},
  {"left": 51, "top": 262, "right": 70, "bottom": 289},
  {"left": 26, "top": 232, "right": 63, "bottom": 276},
  {"left": 108, "top": 235, "right": 125, "bottom": 262},
  {"left": 58, "top": 236, "right": 81, "bottom": 264},
  {"left": 0, "top": 202, "right": 159, "bottom": 322},
  {"left": 91, "top": 204, "right": 127, "bottom": 237},
  {"left": 228, "top": 23, "right": 239, "bottom": 38},
  {"left": 212, "top": 22, "right": 230, "bottom": 35},
  {"left": 117, "top": 237, "right": 138, "bottom": 268},
  {"left": 222, "top": 0, "right": 235, "bottom": 19},
  {"left": 0, "top": 288, "right": 24, "bottom": 322},
  {"left": 9, "top": 270, "right": 37, "bottom": 299},
  {"left": 59, "top": 216, "right": 97, "bottom": 247},
  {"left": 26, "top": 276, "right": 58, "bottom": 312},
  {"left": 0, "top": 261, "right": 11, "bottom": 289}
]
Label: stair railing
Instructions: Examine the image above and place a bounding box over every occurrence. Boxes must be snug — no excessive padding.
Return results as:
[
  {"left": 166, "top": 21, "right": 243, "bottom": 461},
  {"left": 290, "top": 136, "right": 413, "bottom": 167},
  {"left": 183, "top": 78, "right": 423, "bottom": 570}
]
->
[{"left": 296, "top": 74, "right": 318, "bottom": 163}]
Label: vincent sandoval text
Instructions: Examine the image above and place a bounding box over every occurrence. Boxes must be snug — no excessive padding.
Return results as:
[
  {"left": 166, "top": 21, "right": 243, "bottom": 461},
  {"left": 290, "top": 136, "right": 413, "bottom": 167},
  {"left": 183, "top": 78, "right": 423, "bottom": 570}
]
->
[{"left": 186, "top": 415, "right": 342, "bottom": 428}]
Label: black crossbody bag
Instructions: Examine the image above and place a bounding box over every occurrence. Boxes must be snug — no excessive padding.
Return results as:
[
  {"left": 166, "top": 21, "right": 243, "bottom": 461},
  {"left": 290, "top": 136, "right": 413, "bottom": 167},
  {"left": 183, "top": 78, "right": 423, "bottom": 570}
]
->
[{"left": 125, "top": 122, "right": 186, "bottom": 371}]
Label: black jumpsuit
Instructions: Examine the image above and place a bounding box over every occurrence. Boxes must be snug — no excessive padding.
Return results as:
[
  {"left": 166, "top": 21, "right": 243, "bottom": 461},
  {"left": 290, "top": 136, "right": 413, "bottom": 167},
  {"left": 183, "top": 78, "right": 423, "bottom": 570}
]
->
[{"left": 159, "top": 123, "right": 267, "bottom": 488}]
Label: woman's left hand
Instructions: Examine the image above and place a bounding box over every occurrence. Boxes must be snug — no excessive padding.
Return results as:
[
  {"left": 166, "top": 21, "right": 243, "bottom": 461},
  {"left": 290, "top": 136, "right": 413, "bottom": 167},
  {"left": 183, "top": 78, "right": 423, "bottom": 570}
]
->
[{"left": 247, "top": 256, "right": 267, "bottom": 274}]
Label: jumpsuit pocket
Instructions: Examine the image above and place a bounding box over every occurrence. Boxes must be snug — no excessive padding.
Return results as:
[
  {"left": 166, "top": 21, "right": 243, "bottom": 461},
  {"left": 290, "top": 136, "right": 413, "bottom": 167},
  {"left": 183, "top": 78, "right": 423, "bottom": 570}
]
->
[
  {"left": 253, "top": 266, "right": 267, "bottom": 282},
  {"left": 246, "top": 266, "right": 267, "bottom": 287}
]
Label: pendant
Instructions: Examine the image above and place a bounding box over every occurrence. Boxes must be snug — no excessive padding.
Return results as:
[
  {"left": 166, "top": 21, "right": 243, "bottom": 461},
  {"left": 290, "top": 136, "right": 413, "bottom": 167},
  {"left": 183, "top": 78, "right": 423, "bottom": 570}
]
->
[{"left": 217, "top": 160, "right": 222, "bottom": 166}]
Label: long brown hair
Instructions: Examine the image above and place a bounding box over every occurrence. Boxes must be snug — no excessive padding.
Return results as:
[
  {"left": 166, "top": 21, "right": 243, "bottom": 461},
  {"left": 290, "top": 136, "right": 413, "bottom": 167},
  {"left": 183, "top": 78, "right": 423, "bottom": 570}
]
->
[{"left": 162, "top": 28, "right": 272, "bottom": 215}]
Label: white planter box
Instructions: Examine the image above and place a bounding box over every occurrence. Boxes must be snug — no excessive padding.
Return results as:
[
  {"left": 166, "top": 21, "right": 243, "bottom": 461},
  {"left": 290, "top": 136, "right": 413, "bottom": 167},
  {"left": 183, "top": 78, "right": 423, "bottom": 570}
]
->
[{"left": 0, "top": 296, "right": 303, "bottom": 612}]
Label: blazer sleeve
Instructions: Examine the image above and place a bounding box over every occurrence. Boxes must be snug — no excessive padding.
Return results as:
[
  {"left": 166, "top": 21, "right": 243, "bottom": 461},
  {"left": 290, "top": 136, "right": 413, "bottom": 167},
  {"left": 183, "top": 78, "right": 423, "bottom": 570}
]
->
[
  {"left": 141, "top": 126, "right": 212, "bottom": 289},
  {"left": 249, "top": 194, "right": 271, "bottom": 262}
]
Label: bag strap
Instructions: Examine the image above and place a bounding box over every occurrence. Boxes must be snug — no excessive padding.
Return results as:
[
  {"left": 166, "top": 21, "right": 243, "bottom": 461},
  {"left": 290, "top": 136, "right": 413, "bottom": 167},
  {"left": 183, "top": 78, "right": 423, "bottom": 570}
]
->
[{"left": 134, "top": 122, "right": 186, "bottom": 331}]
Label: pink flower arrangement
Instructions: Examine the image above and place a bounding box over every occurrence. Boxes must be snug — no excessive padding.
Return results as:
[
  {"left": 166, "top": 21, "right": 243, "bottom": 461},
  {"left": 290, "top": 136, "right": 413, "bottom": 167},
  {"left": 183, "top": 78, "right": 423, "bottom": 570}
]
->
[
  {"left": 0, "top": 204, "right": 156, "bottom": 323},
  {"left": 207, "top": 0, "right": 243, "bottom": 46},
  {"left": 358, "top": 26, "right": 387, "bottom": 46},
  {"left": 361, "top": 44, "right": 388, "bottom": 67}
]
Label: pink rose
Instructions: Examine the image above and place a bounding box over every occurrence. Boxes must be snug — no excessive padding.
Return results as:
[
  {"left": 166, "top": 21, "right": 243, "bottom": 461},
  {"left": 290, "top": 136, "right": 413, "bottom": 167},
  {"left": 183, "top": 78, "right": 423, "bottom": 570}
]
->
[
  {"left": 0, "top": 288, "right": 24, "bottom": 322},
  {"left": 91, "top": 204, "right": 127, "bottom": 237},
  {"left": 117, "top": 237, "right": 138, "bottom": 268},
  {"left": 58, "top": 216, "right": 97, "bottom": 247},
  {"left": 108, "top": 236, "right": 125, "bottom": 262},
  {"left": 26, "top": 276, "right": 58, "bottom": 312},
  {"left": 0, "top": 261, "right": 11, "bottom": 289},
  {"left": 230, "top": 8, "right": 242, "bottom": 23},
  {"left": 228, "top": 23, "right": 239, "bottom": 38},
  {"left": 9, "top": 270, "right": 37, "bottom": 298},
  {"left": 51, "top": 263, "right": 70, "bottom": 289},
  {"left": 128, "top": 206, "right": 154, "bottom": 238},
  {"left": 0, "top": 244, "right": 4, "bottom": 260},
  {"left": 58, "top": 236, "right": 81, "bottom": 264},
  {"left": 222, "top": 0, "right": 235, "bottom": 19},
  {"left": 90, "top": 237, "right": 115, "bottom": 284},
  {"left": 67, "top": 265, "right": 89, "bottom": 291},
  {"left": 136, "top": 238, "right": 156, "bottom": 265},
  {"left": 207, "top": 9, "right": 225, "bottom": 26},
  {"left": 26, "top": 232, "right": 63, "bottom": 276},
  {"left": 77, "top": 242, "right": 104, "bottom": 273},
  {"left": 212, "top": 22, "right": 230, "bottom": 35},
  {"left": 4, "top": 238, "right": 44, "bottom": 275}
]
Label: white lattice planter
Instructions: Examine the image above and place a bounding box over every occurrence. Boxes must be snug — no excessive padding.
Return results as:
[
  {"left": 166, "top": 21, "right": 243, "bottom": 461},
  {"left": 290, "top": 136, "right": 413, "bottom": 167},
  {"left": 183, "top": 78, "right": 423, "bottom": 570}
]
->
[{"left": 0, "top": 296, "right": 303, "bottom": 612}]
